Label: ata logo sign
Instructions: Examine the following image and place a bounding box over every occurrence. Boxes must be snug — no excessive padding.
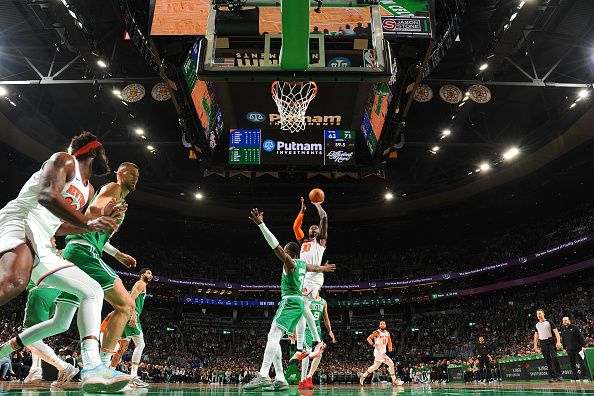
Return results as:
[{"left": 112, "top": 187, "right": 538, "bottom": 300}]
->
[
  {"left": 328, "top": 57, "right": 351, "bottom": 67},
  {"left": 246, "top": 112, "right": 266, "bottom": 123},
  {"left": 263, "top": 140, "right": 276, "bottom": 152}
]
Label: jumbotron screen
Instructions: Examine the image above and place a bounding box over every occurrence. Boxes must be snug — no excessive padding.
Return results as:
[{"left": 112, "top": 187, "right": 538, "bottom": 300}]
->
[{"left": 228, "top": 129, "right": 355, "bottom": 166}]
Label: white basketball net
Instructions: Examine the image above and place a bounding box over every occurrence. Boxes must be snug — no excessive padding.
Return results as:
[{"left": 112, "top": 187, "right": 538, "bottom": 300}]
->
[{"left": 271, "top": 81, "right": 318, "bottom": 133}]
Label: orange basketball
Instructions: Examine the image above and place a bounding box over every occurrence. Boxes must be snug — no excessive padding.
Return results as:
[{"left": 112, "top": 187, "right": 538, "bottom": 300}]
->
[{"left": 309, "top": 188, "right": 325, "bottom": 204}]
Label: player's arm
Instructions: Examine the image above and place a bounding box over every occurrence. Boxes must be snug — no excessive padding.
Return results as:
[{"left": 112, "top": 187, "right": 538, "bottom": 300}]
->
[
  {"left": 388, "top": 333, "right": 393, "bottom": 352},
  {"left": 367, "top": 331, "right": 378, "bottom": 346},
  {"left": 103, "top": 241, "right": 137, "bottom": 268},
  {"left": 322, "top": 300, "right": 335, "bottom": 343},
  {"left": 553, "top": 326, "right": 562, "bottom": 349},
  {"left": 533, "top": 331, "right": 539, "bottom": 352},
  {"left": 37, "top": 153, "right": 117, "bottom": 232},
  {"left": 130, "top": 280, "right": 145, "bottom": 300},
  {"left": 293, "top": 197, "right": 306, "bottom": 243},
  {"left": 313, "top": 202, "right": 328, "bottom": 246},
  {"left": 305, "top": 260, "right": 336, "bottom": 273},
  {"left": 86, "top": 183, "right": 122, "bottom": 217},
  {"left": 249, "top": 208, "right": 296, "bottom": 273}
]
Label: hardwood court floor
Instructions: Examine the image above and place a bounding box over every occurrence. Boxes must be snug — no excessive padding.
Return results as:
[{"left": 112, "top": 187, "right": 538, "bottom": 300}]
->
[{"left": 1, "top": 381, "right": 593, "bottom": 395}]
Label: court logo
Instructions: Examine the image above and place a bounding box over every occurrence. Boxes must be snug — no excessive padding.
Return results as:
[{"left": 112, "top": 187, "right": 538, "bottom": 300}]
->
[
  {"left": 246, "top": 112, "right": 266, "bottom": 123},
  {"left": 263, "top": 140, "right": 276, "bottom": 152},
  {"left": 328, "top": 57, "right": 351, "bottom": 67}
]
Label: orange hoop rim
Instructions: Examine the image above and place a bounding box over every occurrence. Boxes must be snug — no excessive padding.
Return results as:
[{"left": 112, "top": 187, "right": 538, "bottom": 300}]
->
[{"left": 271, "top": 81, "right": 318, "bottom": 106}]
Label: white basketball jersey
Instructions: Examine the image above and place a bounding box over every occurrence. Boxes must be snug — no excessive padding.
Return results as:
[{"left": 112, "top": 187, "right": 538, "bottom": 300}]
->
[
  {"left": 375, "top": 329, "right": 391, "bottom": 354},
  {"left": 1, "top": 156, "right": 90, "bottom": 236},
  {"left": 301, "top": 238, "right": 326, "bottom": 285}
]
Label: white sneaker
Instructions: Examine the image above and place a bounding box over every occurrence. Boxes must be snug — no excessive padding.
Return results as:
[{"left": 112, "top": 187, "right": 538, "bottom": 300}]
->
[
  {"left": 51, "top": 364, "right": 79, "bottom": 388},
  {"left": 130, "top": 376, "right": 149, "bottom": 388},
  {"left": 24, "top": 368, "right": 43, "bottom": 384}
]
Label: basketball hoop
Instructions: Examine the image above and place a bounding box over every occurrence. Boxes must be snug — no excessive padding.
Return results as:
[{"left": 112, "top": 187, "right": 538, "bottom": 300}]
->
[{"left": 271, "top": 81, "right": 318, "bottom": 133}]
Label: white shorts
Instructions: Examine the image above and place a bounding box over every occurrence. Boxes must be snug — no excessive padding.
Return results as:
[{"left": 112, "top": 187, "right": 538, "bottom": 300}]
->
[
  {"left": 0, "top": 213, "right": 27, "bottom": 255},
  {"left": 374, "top": 350, "right": 391, "bottom": 363},
  {"left": 302, "top": 279, "right": 323, "bottom": 297},
  {"left": 25, "top": 218, "right": 74, "bottom": 285}
]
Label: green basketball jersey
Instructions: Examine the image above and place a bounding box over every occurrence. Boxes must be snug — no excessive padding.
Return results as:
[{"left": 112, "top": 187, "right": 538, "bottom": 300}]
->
[
  {"left": 26, "top": 280, "right": 36, "bottom": 292},
  {"left": 65, "top": 186, "right": 126, "bottom": 254},
  {"left": 310, "top": 297, "right": 324, "bottom": 329},
  {"left": 133, "top": 290, "right": 146, "bottom": 316},
  {"left": 281, "top": 259, "right": 306, "bottom": 298}
]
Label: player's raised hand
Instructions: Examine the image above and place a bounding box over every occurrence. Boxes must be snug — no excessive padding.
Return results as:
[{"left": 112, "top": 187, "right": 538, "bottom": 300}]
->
[
  {"left": 300, "top": 197, "right": 307, "bottom": 213},
  {"left": 321, "top": 260, "right": 336, "bottom": 272},
  {"left": 249, "top": 208, "right": 264, "bottom": 225},
  {"left": 103, "top": 198, "right": 127, "bottom": 216}
]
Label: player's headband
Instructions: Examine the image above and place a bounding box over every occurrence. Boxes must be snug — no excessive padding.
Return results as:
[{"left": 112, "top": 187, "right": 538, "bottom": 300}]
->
[{"left": 72, "top": 140, "right": 102, "bottom": 158}]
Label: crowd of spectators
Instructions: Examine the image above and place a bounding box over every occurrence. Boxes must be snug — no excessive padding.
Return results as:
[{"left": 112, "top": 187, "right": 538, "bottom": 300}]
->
[{"left": 111, "top": 205, "right": 594, "bottom": 285}]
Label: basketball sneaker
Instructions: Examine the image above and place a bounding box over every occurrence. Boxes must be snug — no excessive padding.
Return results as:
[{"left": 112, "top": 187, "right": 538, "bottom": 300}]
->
[
  {"left": 51, "top": 364, "right": 79, "bottom": 388},
  {"left": 130, "top": 376, "right": 149, "bottom": 388},
  {"left": 309, "top": 342, "right": 326, "bottom": 359},
  {"left": 80, "top": 364, "right": 130, "bottom": 393},
  {"left": 289, "top": 349, "right": 311, "bottom": 365},
  {"left": 263, "top": 380, "right": 289, "bottom": 391},
  {"left": 243, "top": 375, "right": 272, "bottom": 390},
  {"left": 298, "top": 379, "right": 308, "bottom": 389},
  {"left": 305, "top": 376, "right": 315, "bottom": 389},
  {"left": 23, "top": 367, "right": 43, "bottom": 384}
]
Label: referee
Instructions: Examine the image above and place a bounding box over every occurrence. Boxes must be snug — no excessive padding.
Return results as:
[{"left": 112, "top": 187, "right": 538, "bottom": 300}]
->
[
  {"left": 533, "top": 308, "right": 563, "bottom": 382},
  {"left": 560, "top": 317, "right": 588, "bottom": 381}
]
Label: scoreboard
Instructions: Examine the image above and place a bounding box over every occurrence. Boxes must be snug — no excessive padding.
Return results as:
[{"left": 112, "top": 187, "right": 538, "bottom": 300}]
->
[{"left": 229, "top": 129, "right": 355, "bottom": 166}]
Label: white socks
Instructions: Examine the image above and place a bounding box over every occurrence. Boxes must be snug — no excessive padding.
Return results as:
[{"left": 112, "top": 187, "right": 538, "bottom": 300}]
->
[
  {"left": 29, "top": 340, "right": 68, "bottom": 371},
  {"left": 301, "top": 357, "right": 310, "bottom": 379}
]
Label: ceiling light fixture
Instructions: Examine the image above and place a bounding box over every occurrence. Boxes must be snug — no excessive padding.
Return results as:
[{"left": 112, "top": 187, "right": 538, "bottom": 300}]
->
[
  {"left": 431, "top": 146, "right": 440, "bottom": 152},
  {"left": 503, "top": 147, "right": 520, "bottom": 160},
  {"left": 479, "top": 63, "right": 489, "bottom": 71},
  {"left": 112, "top": 89, "right": 121, "bottom": 96},
  {"left": 384, "top": 192, "right": 394, "bottom": 201},
  {"left": 569, "top": 103, "right": 576, "bottom": 109},
  {"left": 578, "top": 89, "right": 589, "bottom": 99},
  {"left": 0, "top": 87, "right": 7, "bottom": 96},
  {"left": 518, "top": 1, "right": 525, "bottom": 9},
  {"left": 135, "top": 128, "right": 144, "bottom": 136},
  {"left": 510, "top": 12, "right": 518, "bottom": 21},
  {"left": 147, "top": 145, "right": 154, "bottom": 151},
  {"left": 97, "top": 59, "right": 107, "bottom": 68},
  {"left": 480, "top": 162, "right": 491, "bottom": 171},
  {"left": 195, "top": 192, "right": 204, "bottom": 200}
]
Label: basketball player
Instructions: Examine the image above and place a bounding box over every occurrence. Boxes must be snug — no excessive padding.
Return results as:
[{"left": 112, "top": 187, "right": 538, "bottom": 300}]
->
[
  {"left": 0, "top": 132, "right": 131, "bottom": 392},
  {"left": 298, "top": 293, "right": 335, "bottom": 390},
  {"left": 244, "top": 208, "right": 335, "bottom": 391},
  {"left": 359, "top": 321, "right": 403, "bottom": 386},
  {"left": 60, "top": 162, "right": 140, "bottom": 367},
  {"left": 109, "top": 268, "right": 153, "bottom": 388},
  {"left": 292, "top": 197, "right": 328, "bottom": 361}
]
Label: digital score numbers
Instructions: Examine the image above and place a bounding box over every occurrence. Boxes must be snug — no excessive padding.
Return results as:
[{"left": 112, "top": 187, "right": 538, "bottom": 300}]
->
[{"left": 229, "top": 129, "right": 355, "bottom": 166}]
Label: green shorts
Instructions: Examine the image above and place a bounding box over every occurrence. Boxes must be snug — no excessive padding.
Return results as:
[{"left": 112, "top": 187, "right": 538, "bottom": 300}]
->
[
  {"left": 273, "top": 296, "right": 304, "bottom": 336},
  {"left": 121, "top": 320, "right": 143, "bottom": 340},
  {"left": 22, "top": 287, "right": 61, "bottom": 329},
  {"left": 304, "top": 326, "right": 322, "bottom": 349},
  {"left": 62, "top": 241, "right": 119, "bottom": 292}
]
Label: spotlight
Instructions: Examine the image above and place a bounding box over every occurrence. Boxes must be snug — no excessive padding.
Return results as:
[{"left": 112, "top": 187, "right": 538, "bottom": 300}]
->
[
  {"left": 510, "top": 12, "right": 518, "bottom": 21},
  {"left": 112, "top": 89, "right": 121, "bottom": 96},
  {"left": 384, "top": 192, "right": 394, "bottom": 201},
  {"left": 479, "top": 162, "right": 491, "bottom": 171},
  {"left": 503, "top": 147, "right": 520, "bottom": 160},
  {"left": 442, "top": 129, "right": 451, "bottom": 136},
  {"left": 0, "top": 87, "right": 7, "bottom": 96},
  {"left": 578, "top": 89, "right": 589, "bottom": 99},
  {"left": 135, "top": 128, "right": 144, "bottom": 136},
  {"left": 431, "top": 146, "right": 440, "bottom": 154},
  {"left": 195, "top": 192, "right": 204, "bottom": 200},
  {"left": 97, "top": 59, "right": 107, "bottom": 68},
  {"left": 569, "top": 103, "right": 577, "bottom": 109},
  {"left": 518, "top": 1, "right": 525, "bottom": 9},
  {"left": 479, "top": 63, "right": 489, "bottom": 71},
  {"left": 147, "top": 145, "right": 154, "bottom": 151}
]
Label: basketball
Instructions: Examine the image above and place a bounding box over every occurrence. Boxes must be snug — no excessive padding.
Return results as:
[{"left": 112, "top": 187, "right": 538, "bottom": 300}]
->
[{"left": 309, "top": 188, "right": 325, "bottom": 204}]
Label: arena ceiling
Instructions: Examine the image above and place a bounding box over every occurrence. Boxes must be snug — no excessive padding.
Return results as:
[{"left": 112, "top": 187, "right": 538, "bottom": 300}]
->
[{"left": 0, "top": 0, "right": 593, "bottom": 221}]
